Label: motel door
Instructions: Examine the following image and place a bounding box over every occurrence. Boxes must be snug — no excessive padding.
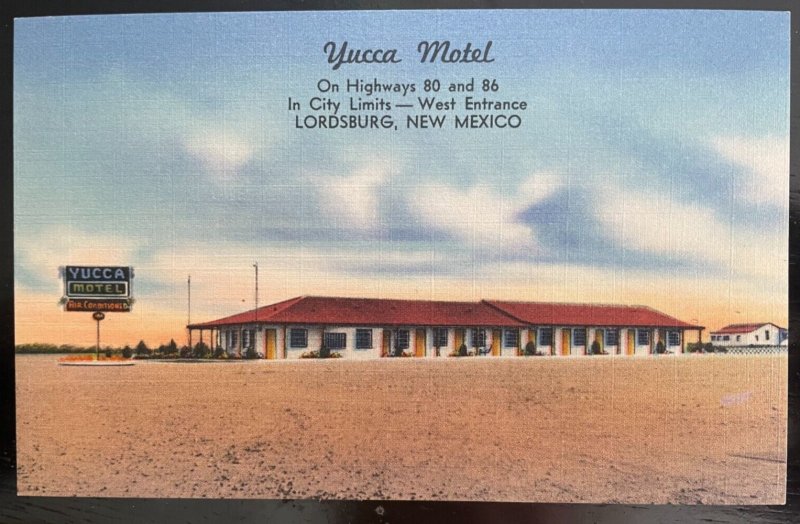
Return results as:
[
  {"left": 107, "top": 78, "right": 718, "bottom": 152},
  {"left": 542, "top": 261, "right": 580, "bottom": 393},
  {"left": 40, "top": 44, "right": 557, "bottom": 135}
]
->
[
  {"left": 491, "top": 329, "right": 501, "bottom": 356},
  {"left": 626, "top": 330, "right": 635, "bottom": 355},
  {"left": 561, "top": 329, "right": 570, "bottom": 356},
  {"left": 382, "top": 330, "right": 391, "bottom": 357},
  {"left": 595, "top": 329, "right": 604, "bottom": 354},
  {"left": 265, "top": 329, "right": 277, "bottom": 359},
  {"left": 454, "top": 329, "right": 465, "bottom": 353},
  {"left": 414, "top": 329, "right": 426, "bottom": 357}
]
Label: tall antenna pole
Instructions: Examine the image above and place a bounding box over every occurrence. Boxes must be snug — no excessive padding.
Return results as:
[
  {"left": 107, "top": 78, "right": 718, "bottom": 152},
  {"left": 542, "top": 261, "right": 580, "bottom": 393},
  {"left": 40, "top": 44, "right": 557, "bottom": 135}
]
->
[
  {"left": 253, "top": 262, "right": 259, "bottom": 323},
  {"left": 188, "top": 275, "right": 192, "bottom": 348}
]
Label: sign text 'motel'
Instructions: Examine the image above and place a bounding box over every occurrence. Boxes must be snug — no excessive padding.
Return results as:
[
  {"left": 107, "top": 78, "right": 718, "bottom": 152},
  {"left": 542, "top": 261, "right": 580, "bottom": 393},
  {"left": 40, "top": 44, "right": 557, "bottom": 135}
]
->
[{"left": 64, "top": 266, "right": 133, "bottom": 313}]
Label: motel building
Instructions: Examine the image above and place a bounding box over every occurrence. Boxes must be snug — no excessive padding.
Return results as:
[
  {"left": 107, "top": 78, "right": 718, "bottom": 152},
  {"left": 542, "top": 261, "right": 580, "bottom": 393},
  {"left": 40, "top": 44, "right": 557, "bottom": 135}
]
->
[
  {"left": 186, "top": 296, "right": 704, "bottom": 359},
  {"left": 709, "top": 323, "right": 788, "bottom": 347}
]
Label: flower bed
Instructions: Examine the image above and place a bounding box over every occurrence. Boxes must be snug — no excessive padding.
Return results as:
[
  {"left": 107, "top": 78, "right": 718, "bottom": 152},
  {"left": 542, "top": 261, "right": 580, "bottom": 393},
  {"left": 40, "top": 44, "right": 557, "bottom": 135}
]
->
[{"left": 58, "top": 354, "right": 131, "bottom": 363}]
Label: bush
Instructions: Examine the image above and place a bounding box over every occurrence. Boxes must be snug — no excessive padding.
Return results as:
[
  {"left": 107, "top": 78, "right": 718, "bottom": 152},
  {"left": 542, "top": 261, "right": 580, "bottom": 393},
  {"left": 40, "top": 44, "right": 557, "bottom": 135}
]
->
[
  {"left": 245, "top": 346, "right": 259, "bottom": 359},
  {"left": 104, "top": 349, "right": 113, "bottom": 358},
  {"left": 193, "top": 342, "right": 210, "bottom": 359},
  {"left": 213, "top": 346, "right": 226, "bottom": 359},
  {"left": 319, "top": 345, "right": 331, "bottom": 359},
  {"left": 590, "top": 340, "right": 601, "bottom": 355},
  {"left": 458, "top": 343, "right": 468, "bottom": 356},
  {"left": 655, "top": 340, "right": 666, "bottom": 354},
  {"left": 122, "top": 345, "right": 133, "bottom": 359},
  {"left": 687, "top": 342, "right": 716, "bottom": 353},
  {"left": 301, "top": 349, "right": 342, "bottom": 359},
  {"left": 523, "top": 341, "right": 536, "bottom": 356},
  {"left": 179, "top": 345, "right": 192, "bottom": 358}
]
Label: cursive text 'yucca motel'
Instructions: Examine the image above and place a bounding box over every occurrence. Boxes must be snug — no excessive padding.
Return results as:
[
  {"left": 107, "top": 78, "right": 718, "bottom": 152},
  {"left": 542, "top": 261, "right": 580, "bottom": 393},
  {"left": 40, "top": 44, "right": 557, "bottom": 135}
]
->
[{"left": 324, "top": 41, "right": 495, "bottom": 71}]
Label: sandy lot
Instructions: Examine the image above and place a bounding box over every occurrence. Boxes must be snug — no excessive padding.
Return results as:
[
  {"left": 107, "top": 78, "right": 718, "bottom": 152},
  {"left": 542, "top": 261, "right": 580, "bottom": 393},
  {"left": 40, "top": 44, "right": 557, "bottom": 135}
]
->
[{"left": 15, "top": 354, "right": 786, "bottom": 503}]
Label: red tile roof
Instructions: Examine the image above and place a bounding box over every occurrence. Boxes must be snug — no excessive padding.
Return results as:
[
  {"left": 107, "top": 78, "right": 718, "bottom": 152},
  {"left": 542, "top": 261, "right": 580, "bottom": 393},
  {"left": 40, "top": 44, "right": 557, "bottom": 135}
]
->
[
  {"left": 710, "top": 323, "right": 782, "bottom": 335},
  {"left": 483, "top": 300, "right": 703, "bottom": 329},
  {"left": 188, "top": 296, "right": 526, "bottom": 329}
]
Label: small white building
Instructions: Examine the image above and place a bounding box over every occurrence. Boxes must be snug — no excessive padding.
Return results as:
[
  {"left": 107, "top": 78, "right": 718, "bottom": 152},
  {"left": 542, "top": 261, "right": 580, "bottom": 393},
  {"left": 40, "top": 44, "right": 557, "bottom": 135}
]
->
[{"left": 710, "top": 323, "right": 787, "bottom": 347}]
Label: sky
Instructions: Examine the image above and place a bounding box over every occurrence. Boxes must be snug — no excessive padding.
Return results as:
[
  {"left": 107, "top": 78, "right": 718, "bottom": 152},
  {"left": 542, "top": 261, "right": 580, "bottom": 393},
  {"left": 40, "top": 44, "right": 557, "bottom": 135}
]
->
[{"left": 14, "top": 10, "right": 790, "bottom": 346}]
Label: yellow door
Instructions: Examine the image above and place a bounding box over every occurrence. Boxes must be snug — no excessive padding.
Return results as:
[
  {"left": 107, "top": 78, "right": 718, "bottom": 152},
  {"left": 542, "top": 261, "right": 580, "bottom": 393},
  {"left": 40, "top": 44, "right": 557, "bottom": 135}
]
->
[
  {"left": 415, "top": 328, "right": 426, "bottom": 357},
  {"left": 265, "top": 329, "right": 277, "bottom": 359},
  {"left": 627, "top": 330, "right": 635, "bottom": 355},
  {"left": 382, "top": 330, "right": 391, "bottom": 357},
  {"left": 454, "top": 329, "right": 465, "bottom": 352},
  {"left": 561, "top": 329, "right": 570, "bottom": 356},
  {"left": 595, "top": 329, "right": 604, "bottom": 354},
  {"left": 491, "top": 329, "right": 501, "bottom": 356}
]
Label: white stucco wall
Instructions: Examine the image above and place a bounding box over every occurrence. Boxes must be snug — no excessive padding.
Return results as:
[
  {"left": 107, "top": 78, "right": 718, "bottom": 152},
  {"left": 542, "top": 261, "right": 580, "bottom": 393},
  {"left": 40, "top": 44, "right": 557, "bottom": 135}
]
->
[{"left": 214, "top": 323, "right": 688, "bottom": 359}]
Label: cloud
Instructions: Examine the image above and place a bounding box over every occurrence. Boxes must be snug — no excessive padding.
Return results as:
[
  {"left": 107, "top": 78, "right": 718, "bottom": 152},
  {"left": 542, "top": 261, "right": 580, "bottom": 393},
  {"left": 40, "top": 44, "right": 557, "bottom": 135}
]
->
[
  {"left": 406, "top": 176, "right": 547, "bottom": 259},
  {"left": 315, "top": 159, "right": 392, "bottom": 232},
  {"left": 183, "top": 128, "right": 257, "bottom": 177},
  {"left": 710, "top": 135, "right": 789, "bottom": 208}
]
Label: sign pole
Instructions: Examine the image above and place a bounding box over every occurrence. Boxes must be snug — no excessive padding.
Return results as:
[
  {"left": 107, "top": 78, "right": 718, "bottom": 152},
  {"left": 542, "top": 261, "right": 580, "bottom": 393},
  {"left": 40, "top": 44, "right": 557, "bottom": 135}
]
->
[{"left": 92, "top": 311, "right": 105, "bottom": 360}]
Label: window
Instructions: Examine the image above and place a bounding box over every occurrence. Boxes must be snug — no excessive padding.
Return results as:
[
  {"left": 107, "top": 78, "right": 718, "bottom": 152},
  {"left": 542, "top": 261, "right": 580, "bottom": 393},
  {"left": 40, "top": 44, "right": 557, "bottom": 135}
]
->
[
  {"left": 605, "top": 329, "right": 619, "bottom": 346},
  {"left": 242, "top": 329, "right": 254, "bottom": 349},
  {"left": 572, "top": 328, "right": 586, "bottom": 346},
  {"left": 538, "top": 328, "right": 553, "bottom": 346},
  {"left": 395, "top": 330, "right": 410, "bottom": 350},
  {"left": 723, "top": 335, "right": 731, "bottom": 341},
  {"left": 228, "top": 330, "right": 239, "bottom": 349},
  {"left": 289, "top": 328, "right": 308, "bottom": 349},
  {"left": 471, "top": 328, "right": 486, "bottom": 348},
  {"left": 503, "top": 329, "right": 519, "bottom": 349},
  {"left": 754, "top": 335, "right": 758, "bottom": 342},
  {"left": 324, "top": 332, "right": 346, "bottom": 350},
  {"left": 765, "top": 330, "right": 770, "bottom": 341},
  {"left": 667, "top": 331, "right": 680, "bottom": 347},
  {"left": 736, "top": 335, "right": 741, "bottom": 342},
  {"left": 637, "top": 329, "right": 650, "bottom": 346},
  {"left": 355, "top": 329, "right": 373, "bottom": 349},
  {"left": 433, "top": 328, "right": 448, "bottom": 348}
]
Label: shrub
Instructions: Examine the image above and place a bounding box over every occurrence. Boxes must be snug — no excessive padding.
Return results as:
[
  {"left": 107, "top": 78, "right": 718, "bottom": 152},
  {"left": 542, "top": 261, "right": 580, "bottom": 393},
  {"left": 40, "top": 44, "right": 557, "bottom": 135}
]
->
[
  {"left": 590, "top": 340, "right": 601, "bottom": 355},
  {"left": 166, "top": 339, "right": 178, "bottom": 355},
  {"left": 179, "top": 345, "right": 192, "bottom": 358},
  {"left": 193, "top": 342, "right": 210, "bottom": 359},
  {"left": 300, "top": 350, "right": 320, "bottom": 359},
  {"left": 122, "top": 345, "right": 133, "bottom": 359},
  {"left": 655, "top": 340, "right": 666, "bottom": 354},
  {"left": 458, "top": 343, "right": 468, "bottom": 357},
  {"left": 319, "top": 345, "right": 331, "bottom": 359},
  {"left": 523, "top": 341, "right": 536, "bottom": 356},
  {"left": 687, "top": 342, "right": 716, "bottom": 353},
  {"left": 213, "top": 346, "right": 226, "bottom": 359},
  {"left": 245, "top": 346, "right": 259, "bottom": 359}
]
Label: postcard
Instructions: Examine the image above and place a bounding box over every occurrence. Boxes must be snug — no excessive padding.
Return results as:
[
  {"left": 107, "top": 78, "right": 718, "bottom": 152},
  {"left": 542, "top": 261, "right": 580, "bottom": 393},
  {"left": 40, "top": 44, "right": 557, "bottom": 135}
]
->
[{"left": 14, "top": 9, "right": 788, "bottom": 503}]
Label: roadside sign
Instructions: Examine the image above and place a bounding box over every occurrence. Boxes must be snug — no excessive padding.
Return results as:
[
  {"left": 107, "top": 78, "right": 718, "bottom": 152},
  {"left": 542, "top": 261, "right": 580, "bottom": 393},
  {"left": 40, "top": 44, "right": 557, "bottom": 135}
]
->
[
  {"left": 65, "top": 299, "right": 132, "bottom": 312},
  {"left": 92, "top": 311, "right": 105, "bottom": 321},
  {"left": 62, "top": 266, "right": 134, "bottom": 313}
]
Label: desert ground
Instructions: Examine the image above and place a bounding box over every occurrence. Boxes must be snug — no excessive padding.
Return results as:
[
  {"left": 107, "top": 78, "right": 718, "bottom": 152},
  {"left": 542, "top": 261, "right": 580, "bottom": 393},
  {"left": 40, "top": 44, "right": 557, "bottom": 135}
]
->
[{"left": 15, "top": 354, "right": 786, "bottom": 503}]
